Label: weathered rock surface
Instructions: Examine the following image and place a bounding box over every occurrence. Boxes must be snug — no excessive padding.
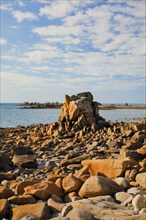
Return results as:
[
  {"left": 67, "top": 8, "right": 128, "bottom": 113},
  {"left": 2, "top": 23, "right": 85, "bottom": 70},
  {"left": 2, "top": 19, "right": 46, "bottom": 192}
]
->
[
  {"left": 8, "top": 195, "right": 36, "bottom": 205},
  {"left": 0, "top": 199, "right": 9, "bottom": 219},
  {"left": 132, "top": 194, "right": 146, "bottom": 210},
  {"left": 69, "top": 198, "right": 144, "bottom": 220},
  {"left": 12, "top": 147, "right": 37, "bottom": 168},
  {"left": 82, "top": 158, "right": 138, "bottom": 178},
  {"left": 11, "top": 203, "right": 50, "bottom": 220},
  {"left": 0, "top": 186, "right": 14, "bottom": 199},
  {"left": 24, "top": 181, "right": 63, "bottom": 199},
  {"left": 136, "top": 173, "right": 146, "bottom": 188},
  {"left": 62, "top": 173, "right": 83, "bottom": 192},
  {"left": 48, "top": 92, "right": 106, "bottom": 135},
  {"left": 78, "top": 176, "right": 123, "bottom": 198}
]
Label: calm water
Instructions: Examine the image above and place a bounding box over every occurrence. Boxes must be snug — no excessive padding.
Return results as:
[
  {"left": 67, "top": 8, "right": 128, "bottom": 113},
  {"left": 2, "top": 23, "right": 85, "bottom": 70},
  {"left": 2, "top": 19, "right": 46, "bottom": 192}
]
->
[{"left": 0, "top": 103, "right": 145, "bottom": 128}]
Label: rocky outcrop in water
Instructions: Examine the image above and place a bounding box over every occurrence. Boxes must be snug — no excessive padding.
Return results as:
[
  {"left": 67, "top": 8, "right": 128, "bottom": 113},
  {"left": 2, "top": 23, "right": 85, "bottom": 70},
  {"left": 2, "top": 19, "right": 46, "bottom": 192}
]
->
[{"left": 48, "top": 92, "right": 107, "bottom": 136}]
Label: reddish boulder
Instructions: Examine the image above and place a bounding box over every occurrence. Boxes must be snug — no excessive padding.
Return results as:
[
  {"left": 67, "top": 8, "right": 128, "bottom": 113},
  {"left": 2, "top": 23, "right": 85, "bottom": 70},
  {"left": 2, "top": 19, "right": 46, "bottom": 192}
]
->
[
  {"left": 82, "top": 158, "right": 138, "bottom": 179},
  {"left": 24, "top": 181, "right": 63, "bottom": 200},
  {"left": 0, "top": 199, "right": 9, "bottom": 219},
  {"left": 11, "top": 203, "right": 50, "bottom": 220}
]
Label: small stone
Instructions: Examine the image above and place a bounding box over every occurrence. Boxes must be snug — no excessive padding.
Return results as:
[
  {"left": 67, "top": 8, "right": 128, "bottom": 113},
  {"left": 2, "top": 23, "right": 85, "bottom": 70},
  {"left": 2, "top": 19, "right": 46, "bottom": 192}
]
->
[
  {"left": 132, "top": 194, "right": 146, "bottom": 210},
  {"left": 127, "top": 187, "right": 140, "bottom": 195},
  {"left": 114, "top": 192, "right": 133, "bottom": 204},
  {"left": 136, "top": 173, "right": 146, "bottom": 188},
  {"left": 62, "top": 173, "right": 83, "bottom": 193}
]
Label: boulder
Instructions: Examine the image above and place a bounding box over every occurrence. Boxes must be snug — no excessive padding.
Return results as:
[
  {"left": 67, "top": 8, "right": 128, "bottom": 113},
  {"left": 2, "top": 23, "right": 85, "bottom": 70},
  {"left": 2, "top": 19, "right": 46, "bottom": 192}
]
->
[
  {"left": 0, "top": 199, "right": 9, "bottom": 219},
  {"left": 0, "top": 186, "right": 14, "bottom": 199},
  {"left": 82, "top": 158, "right": 138, "bottom": 179},
  {"left": 8, "top": 195, "right": 36, "bottom": 205},
  {"left": 24, "top": 181, "right": 63, "bottom": 199},
  {"left": 47, "top": 174, "right": 66, "bottom": 182},
  {"left": 11, "top": 203, "right": 50, "bottom": 220},
  {"left": 0, "top": 153, "right": 13, "bottom": 171},
  {"left": 78, "top": 176, "right": 123, "bottom": 198},
  {"left": 114, "top": 192, "right": 133, "bottom": 204},
  {"left": 66, "top": 207, "right": 96, "bottom": 220},
  {"left": 47, "top": 198, "right": 65, "bottom": 212},
  {"left": 137, "top": 144, "right": 146, "bottom": 155},
  {"left": 56, "top": 92, "right": 105, "bottom": 133},
  {"left": 62, "top": 173, "right": 83, "bottom": 193},
  {"left": 15, "top": 179, "right": 40, "bottom": 195},
  {"left": 135, "top": 173, "right": 146, "bottom": 188},
  {"left": 140, "top": 158, "right": 146, "bottom": 169},
  {"left": 132, "top": 194, "right": 146, "bottom": 210},
  {"left": 12, "top": 147, "right": 37, "bottom": 168},
  {"left": 125, "top": 168, "right": 138, "bottom": 182}
]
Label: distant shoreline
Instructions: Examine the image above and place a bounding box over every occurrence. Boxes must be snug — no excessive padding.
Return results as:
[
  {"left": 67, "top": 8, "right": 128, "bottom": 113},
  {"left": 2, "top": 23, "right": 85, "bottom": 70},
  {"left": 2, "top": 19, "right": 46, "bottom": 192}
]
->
[
  {"left": 19, "top": 102, "right": 146, "bottom": 110},
  {"left": 100, "top": 105, "right": 146, "bottom": 110}
]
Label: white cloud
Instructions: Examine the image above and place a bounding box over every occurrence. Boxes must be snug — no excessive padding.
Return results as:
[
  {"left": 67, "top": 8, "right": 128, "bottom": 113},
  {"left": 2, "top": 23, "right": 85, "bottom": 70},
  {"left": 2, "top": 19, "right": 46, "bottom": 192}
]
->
[
  {"left": 11, "top": 10, "right": 38, "bottom": 22},
  {"left": 45, "top": 36, "right": 80, "bottom": 45},
  {"left": 39, "top": 1, "right": 74, "bottom": 18},
  {"left": 17, "top": 1, "right": 25, "bottom": 7},
  {"left": 17, "top": 44, "right": 61, "bottom": 63},
  {"left": 1, "top": 0, "right": 145, "bottom": 103},
  {"left": 33, "top": 0, "right": 50, "bottom": 4},
  {"left": 0, "top": 38, "right": 7, "bottom": 45},
  {"left": 0, "top": 4, "right": 12, "bottom": 11},
  {"left": 32, "top": 24, "right": 83, "bottom": 36},
  {"left": 10, "top": 25, "right": 19, "bottom": 29}
]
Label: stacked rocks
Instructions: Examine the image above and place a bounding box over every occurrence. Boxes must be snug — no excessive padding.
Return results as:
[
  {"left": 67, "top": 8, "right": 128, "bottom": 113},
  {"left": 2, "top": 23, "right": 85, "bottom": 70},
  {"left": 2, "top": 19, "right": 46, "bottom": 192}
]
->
[{"left": 48, "top": 92, "right": 107, "bottom": 136}]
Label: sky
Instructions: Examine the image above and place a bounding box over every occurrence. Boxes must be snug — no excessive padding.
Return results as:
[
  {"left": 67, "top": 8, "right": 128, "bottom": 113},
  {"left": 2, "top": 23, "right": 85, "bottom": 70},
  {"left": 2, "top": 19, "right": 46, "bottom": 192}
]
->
[{"left": 0, "top": 0, "right": 145, "bottom": 103}]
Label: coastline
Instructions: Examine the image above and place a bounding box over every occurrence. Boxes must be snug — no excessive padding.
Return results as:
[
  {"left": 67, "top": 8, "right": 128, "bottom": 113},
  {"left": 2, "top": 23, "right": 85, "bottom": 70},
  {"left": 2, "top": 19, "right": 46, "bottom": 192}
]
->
[
  {"left": 0, "top": 91, "right": 146, "bottom": 219},
  {"left": 20, "top": 103, "right": 146, "bottom": 110}
]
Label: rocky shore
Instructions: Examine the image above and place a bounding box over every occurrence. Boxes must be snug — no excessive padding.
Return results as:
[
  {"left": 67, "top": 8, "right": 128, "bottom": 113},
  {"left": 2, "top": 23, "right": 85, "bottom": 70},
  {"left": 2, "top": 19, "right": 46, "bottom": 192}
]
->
[
  {"left": 20, "top": 102, "right": 63, "bottom": 109},
  {"left": 0, "top": 92, "right": 146, "bottom": 220}
]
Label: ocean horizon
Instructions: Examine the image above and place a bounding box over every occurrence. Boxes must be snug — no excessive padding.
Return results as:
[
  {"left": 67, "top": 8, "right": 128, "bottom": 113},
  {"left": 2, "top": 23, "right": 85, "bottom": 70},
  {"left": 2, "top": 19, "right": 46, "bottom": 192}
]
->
[{"left": 0, "top": 103, "right": 145, "bottom": 128}]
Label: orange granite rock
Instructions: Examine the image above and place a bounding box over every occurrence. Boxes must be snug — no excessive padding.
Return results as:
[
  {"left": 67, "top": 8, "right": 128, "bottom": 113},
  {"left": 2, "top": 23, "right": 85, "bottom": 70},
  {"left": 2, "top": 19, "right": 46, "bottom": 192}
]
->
[
  {"left": 0, "top": 199, "right": 9, "bottom": 219},
  {"left": 15, "top": 179, "right": 40, "bottom": 195},
  {"left": 137, "top": 145, "right": 146, "bottom": 155},
  {"left": 82, "top": 158, "right": 138, "bottom": 179},
  {"left": 24, "top": 181, "right": 63, "bottom": 200},
  {"left": 0, "top": 186, "right": 14, "bottom": 199},
  {"left": 62, "top": 173, "right": 83, "bottom": 193},
  {"left": 8, "top": 195, "right": 36, "bottom": 205},
  {"left": 11, "top": 203, "right": 50, "bottom": 220},
  {"left": 47, "top": 174, "right": 66, "bottom": 182}
]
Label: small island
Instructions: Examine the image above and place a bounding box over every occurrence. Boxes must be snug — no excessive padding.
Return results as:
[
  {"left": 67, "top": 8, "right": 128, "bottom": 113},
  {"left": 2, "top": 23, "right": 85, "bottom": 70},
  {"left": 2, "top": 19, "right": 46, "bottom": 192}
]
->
[
  {"left": 20, "top": 101, "right": 63, "bottom": 109},
  {"left": 20, "top": 101, "right": 146, "bottom": 110}
]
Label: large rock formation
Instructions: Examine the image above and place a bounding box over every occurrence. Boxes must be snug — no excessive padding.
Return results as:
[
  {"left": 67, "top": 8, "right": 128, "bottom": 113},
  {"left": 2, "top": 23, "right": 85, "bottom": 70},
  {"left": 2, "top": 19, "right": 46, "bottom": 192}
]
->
[{"left": 48, "top": 92, "right": 106, "bottom": 136}]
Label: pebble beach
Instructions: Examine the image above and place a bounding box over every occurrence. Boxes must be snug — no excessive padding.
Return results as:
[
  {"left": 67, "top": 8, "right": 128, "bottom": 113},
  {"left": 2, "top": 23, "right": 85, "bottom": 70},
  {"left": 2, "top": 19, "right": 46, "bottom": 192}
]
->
[{"left": 0, "top": 92, "right": 146, "bottom": 220}]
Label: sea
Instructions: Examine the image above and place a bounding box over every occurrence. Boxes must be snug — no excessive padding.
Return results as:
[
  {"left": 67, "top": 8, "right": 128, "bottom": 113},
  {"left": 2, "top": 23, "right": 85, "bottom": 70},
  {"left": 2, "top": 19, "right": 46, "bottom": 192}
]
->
[{"left": 0, "top": 103, "right": 145, "bottom": 128}]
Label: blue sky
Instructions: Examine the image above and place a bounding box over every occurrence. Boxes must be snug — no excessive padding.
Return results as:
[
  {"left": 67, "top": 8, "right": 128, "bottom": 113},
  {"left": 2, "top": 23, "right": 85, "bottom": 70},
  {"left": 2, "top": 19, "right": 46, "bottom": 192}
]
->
[{"left": 0, "top": 0, "right": 145, "bottom": 103}]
